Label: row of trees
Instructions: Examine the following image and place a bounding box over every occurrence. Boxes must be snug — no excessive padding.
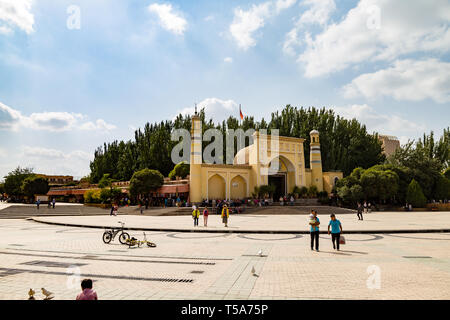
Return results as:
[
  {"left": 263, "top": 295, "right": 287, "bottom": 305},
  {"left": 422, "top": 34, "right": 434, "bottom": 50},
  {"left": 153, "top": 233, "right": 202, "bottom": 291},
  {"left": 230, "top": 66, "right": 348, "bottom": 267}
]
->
[
  {"left": 336, "top": 129, "right": 450, "bottom": 207},
  {"left": 1, "top": 167, "right": 50, "bottom": 201},
  {"left": 89, "top": 105, "right": 386, "bottom": 183}
]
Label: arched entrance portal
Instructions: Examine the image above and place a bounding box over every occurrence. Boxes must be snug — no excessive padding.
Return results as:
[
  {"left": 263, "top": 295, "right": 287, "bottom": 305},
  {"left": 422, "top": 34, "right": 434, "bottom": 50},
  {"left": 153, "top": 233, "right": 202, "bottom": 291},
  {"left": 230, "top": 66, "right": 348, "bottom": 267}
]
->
[
  {"left": 230, "top": 175, "right": 247, "bottom": 200},
  {"left": 208, "top": 174, "right": 226, "bottom": 200},
  {"left": 268, "top": 156, "right": 295, "bottom": 201}
]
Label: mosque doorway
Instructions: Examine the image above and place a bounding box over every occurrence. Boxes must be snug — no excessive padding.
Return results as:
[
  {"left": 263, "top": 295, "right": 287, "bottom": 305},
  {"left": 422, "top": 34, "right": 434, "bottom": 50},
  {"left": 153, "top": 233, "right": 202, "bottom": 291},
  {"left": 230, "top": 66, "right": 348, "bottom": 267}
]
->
[{"left": 268, "top": 173, "right": 286, "bottom": 202}]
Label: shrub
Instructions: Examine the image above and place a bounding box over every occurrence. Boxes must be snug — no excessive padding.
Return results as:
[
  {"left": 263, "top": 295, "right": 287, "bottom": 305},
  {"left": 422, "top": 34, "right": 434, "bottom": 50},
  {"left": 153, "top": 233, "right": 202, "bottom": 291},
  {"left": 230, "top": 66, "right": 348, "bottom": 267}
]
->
[
  {"left": 406, "top": 179, "right": 427, "bottom": 208},
  {"left": 84, "top": 189, "right": 102, "bottom": 204},
  {"left": 308, "top": 185, "right": 318, "bottom": 198}
]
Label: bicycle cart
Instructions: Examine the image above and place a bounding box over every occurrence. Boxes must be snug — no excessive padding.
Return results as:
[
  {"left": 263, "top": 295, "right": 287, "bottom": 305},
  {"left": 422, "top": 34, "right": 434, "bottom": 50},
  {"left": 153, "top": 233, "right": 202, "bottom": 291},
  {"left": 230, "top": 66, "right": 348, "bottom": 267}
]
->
[{"left": 102, "top": 221, "right": 130, "bottom": 245}]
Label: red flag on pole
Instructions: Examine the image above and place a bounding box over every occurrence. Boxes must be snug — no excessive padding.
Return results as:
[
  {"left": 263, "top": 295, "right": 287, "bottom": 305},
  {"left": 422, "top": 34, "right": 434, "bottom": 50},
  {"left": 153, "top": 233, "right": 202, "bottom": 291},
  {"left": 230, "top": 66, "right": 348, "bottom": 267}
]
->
[{"left": 239, "top": 104, "right": 244, "bottom": 120}]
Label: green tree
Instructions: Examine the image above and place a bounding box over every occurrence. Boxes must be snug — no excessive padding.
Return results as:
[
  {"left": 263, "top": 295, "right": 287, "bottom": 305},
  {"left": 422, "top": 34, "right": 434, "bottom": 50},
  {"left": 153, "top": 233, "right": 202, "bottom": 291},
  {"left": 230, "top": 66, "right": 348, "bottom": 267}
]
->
[
  {"left": 0, "top": 183, "right": 5, "bottom": 195},
  {"left": 406, "top": 179, "right": 427, "bottom": 208},
  {"left": 435, "top": 176, "right": 450, "bottom": 201},
  {"left": 129, "top": 169, "right": 164, "bottom": 198},
  {"left": 168, "top": 162, "right": 190, "bottom": 180},
  {"left": 100, "top": 187, "right": 122, "bottom": 204},
  {"left": 21, "top": 176, "right": 49, "bottom": 199},
  {"left": 4, "top": 167, "right": 34, "bottom": 198},
  {"left": 98, "top": 174, "right": 114, "bottom": 189}
]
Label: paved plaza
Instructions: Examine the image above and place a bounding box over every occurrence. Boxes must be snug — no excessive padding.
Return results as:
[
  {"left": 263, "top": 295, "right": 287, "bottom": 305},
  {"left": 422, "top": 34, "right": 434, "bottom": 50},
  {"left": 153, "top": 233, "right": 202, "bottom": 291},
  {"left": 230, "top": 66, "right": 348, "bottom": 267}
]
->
[
  {"left": 31, "top": 210, "right": 450, "bottom": 233},
  {"left": 1, "top": 210, "right": 450, "bottom": 300}
]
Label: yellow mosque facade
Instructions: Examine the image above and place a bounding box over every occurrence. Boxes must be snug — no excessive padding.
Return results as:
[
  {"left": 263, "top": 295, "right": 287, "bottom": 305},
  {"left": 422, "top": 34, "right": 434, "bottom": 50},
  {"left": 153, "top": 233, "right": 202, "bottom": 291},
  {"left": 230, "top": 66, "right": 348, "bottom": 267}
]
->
[{"left": 189, "top": 113, "right": 343, "bottom": 203}]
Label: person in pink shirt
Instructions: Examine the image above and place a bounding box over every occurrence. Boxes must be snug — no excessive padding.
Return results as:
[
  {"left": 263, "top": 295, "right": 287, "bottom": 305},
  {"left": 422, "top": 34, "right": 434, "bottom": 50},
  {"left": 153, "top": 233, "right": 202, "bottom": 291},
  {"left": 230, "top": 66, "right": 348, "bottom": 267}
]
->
[
  {"left": 203, "top": 207, "right": 209, "bottom": 227},
  {"left": 76, "top": 279, "right": 98, "bottom": 300}
]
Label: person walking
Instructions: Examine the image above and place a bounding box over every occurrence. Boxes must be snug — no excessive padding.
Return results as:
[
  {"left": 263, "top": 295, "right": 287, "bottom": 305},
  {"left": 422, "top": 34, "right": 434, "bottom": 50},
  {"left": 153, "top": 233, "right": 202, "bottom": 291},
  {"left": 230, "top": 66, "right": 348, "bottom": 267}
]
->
[
  {"left": 203, "top": 207, "right": 209, "bottom": 227},
  {"left": 110, "top": 203, "right": 114, "bottom": 216},
  {"left": 328, "top": 214, "right": 343, "bottom": 251},
  {"left": 36, "top": 199, "right": 40, "bottom": 210},
  {"left": 221, "top": 204, "right": 230, "bottom": 227},
  {"left": 309, "top": 210, "right": 320, "bottom": 251},
  {"left": 357, "top": 202, "right": 363, "bottom": 220},
  {"left": 192, "top": 207, "right": 200, "bottom": 227},
  {"left": 76, "top": 279, "right": 98, "bottom": 300},
  {"left": 52, "top": 198, "right": 56, "bottom": 209},
  {"left": 363, "top": 201, "right": 368, "bottom": 215}
]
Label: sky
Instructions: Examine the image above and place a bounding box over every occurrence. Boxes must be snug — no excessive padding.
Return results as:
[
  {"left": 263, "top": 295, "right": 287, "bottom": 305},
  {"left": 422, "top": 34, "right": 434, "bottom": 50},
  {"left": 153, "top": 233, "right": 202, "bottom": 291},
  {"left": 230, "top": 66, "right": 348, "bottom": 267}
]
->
[{"left": 0, "top": 0, "right": 449, "bottom": 180}]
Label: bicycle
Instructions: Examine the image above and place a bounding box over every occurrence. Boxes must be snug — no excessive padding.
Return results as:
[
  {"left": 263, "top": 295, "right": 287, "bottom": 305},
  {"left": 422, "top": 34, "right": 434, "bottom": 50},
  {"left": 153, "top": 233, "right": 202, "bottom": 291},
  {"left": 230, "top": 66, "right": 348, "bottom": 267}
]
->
[
  {"left": 102, "top": 221, "right": 130, "bottom": 245},
  {"left": 126, "top": 232, "right": 157, "bottom": 248}
]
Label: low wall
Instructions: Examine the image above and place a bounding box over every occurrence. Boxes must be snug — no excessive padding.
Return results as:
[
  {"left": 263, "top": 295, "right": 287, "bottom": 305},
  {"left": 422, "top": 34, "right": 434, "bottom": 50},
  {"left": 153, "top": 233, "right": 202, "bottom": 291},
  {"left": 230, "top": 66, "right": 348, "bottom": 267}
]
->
[{"left": 427, "top": 203, "right": 450, "bottom": 211}]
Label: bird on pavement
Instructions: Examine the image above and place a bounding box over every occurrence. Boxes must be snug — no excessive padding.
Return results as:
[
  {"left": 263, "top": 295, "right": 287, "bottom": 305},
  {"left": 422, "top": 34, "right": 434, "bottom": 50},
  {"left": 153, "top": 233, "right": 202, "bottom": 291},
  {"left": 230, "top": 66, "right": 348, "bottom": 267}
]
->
[
  {"left": 258, "top": 249, "right": 263, "bottom": 257},
  {"left": 28, "top": 288, "right": 35, "bottom": 300},
  {"left": 41, "top": 288, "right": 54, "bottom": 300}
]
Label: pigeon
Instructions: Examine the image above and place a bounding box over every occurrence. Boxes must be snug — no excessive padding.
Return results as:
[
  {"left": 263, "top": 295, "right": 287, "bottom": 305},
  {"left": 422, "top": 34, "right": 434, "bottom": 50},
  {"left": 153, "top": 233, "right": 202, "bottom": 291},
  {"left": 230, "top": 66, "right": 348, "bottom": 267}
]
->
[
  {"left": 258, "top": 249, "right": 263, "bottom": 257},
  {"left": 28, "top": 288, "right": 35, "bottom": 300},
  {"left": 41, "top": 288, "right": 54, "bottom": 300}
]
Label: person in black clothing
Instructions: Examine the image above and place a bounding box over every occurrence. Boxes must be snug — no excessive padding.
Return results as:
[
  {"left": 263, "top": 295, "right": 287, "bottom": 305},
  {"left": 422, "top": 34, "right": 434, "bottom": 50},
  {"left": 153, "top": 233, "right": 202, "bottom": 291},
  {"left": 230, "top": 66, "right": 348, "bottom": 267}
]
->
[{"left": 357, "top": 202, "right": 363, "bottom": 220}]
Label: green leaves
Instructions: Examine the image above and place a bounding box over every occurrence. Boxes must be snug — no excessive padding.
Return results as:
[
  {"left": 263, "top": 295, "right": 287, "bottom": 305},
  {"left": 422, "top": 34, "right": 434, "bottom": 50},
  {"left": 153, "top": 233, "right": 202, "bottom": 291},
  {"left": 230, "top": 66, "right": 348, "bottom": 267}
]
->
[
  {"left": 129, "top": 168, "right": 164, "bottom": 197},
  {"left": 406, "top": 179, "right": 427, "bottom": 208},
  {"left": 21, "top": 176, "right": 49, "bottom": 198},
  {"left": 168, "top": 162, "right": 190, "bottom": 180},
  {"left": 4, "top": 167, "right": 34, "bottom": 197}
]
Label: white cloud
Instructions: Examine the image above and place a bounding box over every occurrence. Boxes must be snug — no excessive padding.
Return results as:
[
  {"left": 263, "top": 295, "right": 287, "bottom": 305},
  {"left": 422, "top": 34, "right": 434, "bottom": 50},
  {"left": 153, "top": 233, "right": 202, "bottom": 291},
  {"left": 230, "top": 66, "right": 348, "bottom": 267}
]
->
[
  {"left": 176, "top": 98, "right": 239, "bottom": 123},
  {"left": 332, "top": 104, "right": 426, "bottom": 137},
  {"left": 296, "top": 0, "right": 450, "bottom": 77},
  {"left": 0, "top": 0, "right": 34, "bottom": 34},
  {"left": 230, "top": 0, "right": 296, "bottom": 50},
  {"left": 275, "top": 0, "right": 297, "bottom": 13},
  {"left": 224, "top": 57, "right": 233, "bottom": 63},
  {"left": 18, "top": 146, "right": 92, "bottom": 177},
  {"left": 22, "top": 146, "right": 92, "bottom": 161},
  {"left": 297, "top": 0, "right": 335, "bottom": 26},
  {"left": 148, "top": 3, "right": 187, "bottom": 35},
  {"left": 343, "top": 59, "right": 450, "bottom": 103},
  {"left": 0, "top": 101, "right": 116, "bottom": 132},
  {"left": 283, "top": 0, "right": 335, "bottom": 56},
  {"left": 0, "top": 102, "right": 22, "bottom": 130}
]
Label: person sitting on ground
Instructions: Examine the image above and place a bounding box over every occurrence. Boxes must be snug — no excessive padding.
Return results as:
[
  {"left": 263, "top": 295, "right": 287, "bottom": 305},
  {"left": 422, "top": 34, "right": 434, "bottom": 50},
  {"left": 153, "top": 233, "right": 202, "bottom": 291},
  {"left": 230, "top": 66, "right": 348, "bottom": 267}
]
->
[{"left": 76, "top": 279, "right": 98, "bottom": 300}]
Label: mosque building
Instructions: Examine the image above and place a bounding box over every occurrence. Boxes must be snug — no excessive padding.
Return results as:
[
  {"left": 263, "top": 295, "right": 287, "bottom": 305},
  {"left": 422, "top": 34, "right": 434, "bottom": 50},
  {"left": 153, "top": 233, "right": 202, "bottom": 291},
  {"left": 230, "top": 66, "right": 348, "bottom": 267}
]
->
[{"left": 188, "top": 111, "right": 343, "bottom": 203}]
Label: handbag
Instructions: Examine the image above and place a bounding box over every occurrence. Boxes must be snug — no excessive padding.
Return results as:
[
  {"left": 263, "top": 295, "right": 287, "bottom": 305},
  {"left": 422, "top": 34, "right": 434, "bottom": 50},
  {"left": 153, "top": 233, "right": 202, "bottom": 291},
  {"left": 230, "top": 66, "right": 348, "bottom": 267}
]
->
[{"left": 339, "top": 235, "right": 346, "bottom": 245}]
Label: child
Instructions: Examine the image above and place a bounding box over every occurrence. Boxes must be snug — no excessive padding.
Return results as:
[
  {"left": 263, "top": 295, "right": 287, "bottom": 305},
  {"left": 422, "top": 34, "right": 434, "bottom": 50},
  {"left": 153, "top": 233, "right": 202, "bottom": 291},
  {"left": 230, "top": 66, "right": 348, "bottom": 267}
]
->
[
  {"left": 308, "top": 210, "right": 316, "bottom": 226},
  {"left": 203, "top": 207, "right": 209, "bottom": 227},
  {"left": 76, "top": 279, "right": 98, "bottom": 300}
]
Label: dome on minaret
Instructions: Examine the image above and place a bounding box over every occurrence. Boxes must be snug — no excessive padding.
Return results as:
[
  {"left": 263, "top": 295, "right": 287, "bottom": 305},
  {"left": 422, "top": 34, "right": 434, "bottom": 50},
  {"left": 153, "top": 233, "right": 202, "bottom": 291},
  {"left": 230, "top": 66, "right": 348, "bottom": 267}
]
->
[{"left": 310, "top": 129, "right": 319, "bottom": 135}]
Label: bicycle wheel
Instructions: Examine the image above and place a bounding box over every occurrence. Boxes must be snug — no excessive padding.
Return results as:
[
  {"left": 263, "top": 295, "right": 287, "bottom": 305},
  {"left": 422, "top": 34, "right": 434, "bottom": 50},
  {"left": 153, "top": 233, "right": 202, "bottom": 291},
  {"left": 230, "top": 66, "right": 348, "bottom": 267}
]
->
[
  {"left": 102, "top": 231, "right": 113, "bottom": 244},
  {"left": 147, "top": 242, "right": 156, "bottom": 248},
  {"left": 119, "top": 232, "right": 130, "bottom": 244}
]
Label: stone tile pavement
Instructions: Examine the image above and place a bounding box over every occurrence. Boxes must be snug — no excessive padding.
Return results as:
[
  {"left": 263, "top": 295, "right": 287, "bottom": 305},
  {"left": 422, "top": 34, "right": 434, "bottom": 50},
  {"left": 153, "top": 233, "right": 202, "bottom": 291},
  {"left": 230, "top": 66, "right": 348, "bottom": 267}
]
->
[
  {"left": 31, "top": 211, "right": 450, "bottom": 233},
  {"left": 0, "top": 219, "right": 449, "bottom": 300}
]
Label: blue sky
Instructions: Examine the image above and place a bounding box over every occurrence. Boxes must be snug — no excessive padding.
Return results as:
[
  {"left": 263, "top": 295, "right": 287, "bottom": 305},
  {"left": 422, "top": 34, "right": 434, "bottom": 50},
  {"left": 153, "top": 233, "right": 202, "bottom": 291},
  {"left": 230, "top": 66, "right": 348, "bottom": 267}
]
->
[{"left": 0, "top": 0, "right": 449, "bottom": 179}]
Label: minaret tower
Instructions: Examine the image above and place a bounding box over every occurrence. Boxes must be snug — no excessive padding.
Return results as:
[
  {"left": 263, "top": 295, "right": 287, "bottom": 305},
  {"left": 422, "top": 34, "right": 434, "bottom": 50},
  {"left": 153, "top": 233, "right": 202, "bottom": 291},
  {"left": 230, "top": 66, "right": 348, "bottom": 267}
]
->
[
  {"left": 309, "top": 129, "right": 323, "bottom": 191},
  {"left": 189, "top": 105, "right": 202, "bottom": 204}
]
